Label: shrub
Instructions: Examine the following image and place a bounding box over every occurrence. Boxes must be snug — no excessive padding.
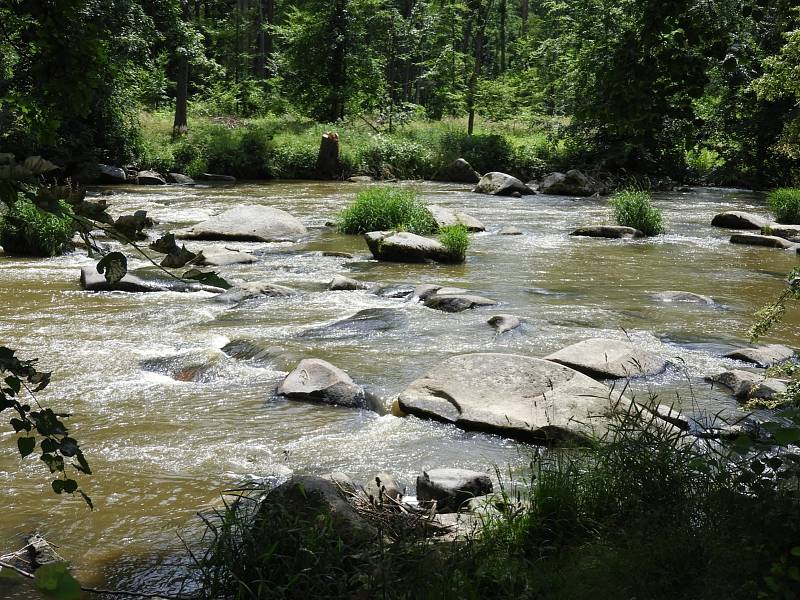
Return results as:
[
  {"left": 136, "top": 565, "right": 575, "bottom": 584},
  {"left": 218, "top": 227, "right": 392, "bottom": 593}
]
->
[
  {"left": 337, "top": 188, "right": 438, "bottom": 235},
  {"left": 438, "top": 224, "right": 469, "bottom": 263},
  {"left": 610, "top": 190, "right": 664, "bottom": 236},
  {"left": 0, "top": 198, "right": 75, "bottom": 257},
  {"left": 767, "top": 188, "right": 800, "bottom": 224},
  {"left": 435, "top": 130, "right": 514, "bottom": 174}
]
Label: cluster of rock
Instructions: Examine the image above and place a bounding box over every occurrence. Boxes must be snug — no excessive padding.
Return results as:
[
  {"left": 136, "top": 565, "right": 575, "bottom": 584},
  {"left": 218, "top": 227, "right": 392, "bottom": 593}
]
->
[
  {"left": 707, "top": 344, "right": 796, "bottom": 404},
  {"left": 76, "top": 163, "right": 238, "bottom": 186},
  {"left": 711, "top": 210, "right": 800, "bottom": 251}
]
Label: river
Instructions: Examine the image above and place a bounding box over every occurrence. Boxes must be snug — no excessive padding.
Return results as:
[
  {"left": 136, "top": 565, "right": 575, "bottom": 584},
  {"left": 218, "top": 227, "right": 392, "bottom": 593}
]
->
[{"left": 0, "top": 181, "right": 797, "bottom": 597}]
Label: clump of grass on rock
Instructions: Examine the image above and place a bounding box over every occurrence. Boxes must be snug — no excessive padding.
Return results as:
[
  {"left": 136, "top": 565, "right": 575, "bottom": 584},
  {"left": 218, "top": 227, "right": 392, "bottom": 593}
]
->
[
  {"left": 767, "top": 188, "right": 800, "bottom": 225},
  {"left": 337, "top": 187, "right": 437, "bottom": 235},
  {"left": 439, "top": 224, "right": 469, "bottom": 263},
  {"left": 610, "top": 190, "right": 664, "bottom": 236},
  {"left": 0, "top": 197, "right": 75, "bottom": 257}
]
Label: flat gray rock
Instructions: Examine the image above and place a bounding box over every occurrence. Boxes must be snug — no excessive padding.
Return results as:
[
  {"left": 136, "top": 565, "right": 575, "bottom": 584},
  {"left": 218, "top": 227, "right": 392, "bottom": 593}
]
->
[
  {"left": 711, "top": 211, "right": 768, "bottom": 230},
  {"left": 211, "top": 281, "right": 296, "bottom": 304},
  {"left": 545, "top": 338, "right": 669, "bottom": 379},
  {"left": 730, "top": 233, "right": 796, "bottom": 249},
  {"left": 412, "top": 284, "right": 443, "bottom": 301},
  {"left": 396, "top": 353, "right": 633, "bottom": 444},
  {"left": 416, "top": 469, "right": 493, "bottom": 513},
  {"left": 167, "top": 172, "right": 195, "bottom": 185},
  {"left": 277, "top": 358, "right": 366, "bottom": 408},
  {"left": 723, "top": 344, "right": 796, "bottom": 368},
  {"left": 570, "top": 225, "right": 644, "bottom": 239},
  {"left": 424, "top": 294, "right": 497, "bottom": 312},
  {"left": 473, "top": 172, "right": 533, "bottom": 196},
  {"left": 768, "top": 224, "right": 800, "bottom": 241},
  {"left": 329, "top": 275, "right": 369, "bottom": 291},
  {"left": 301, "top": 308, "right": 409, "bottom": 337},
  {"left": 498, "top": 226, "right": 523, "bottom": 236},
  {"left": 540, "top": 170, "right": 595, "bottom": 196},
  {"left": 179, "top": 205, "right": 307, "bottom": 242},
  {"left": 652, "top": 290, "right": 715, "bottom": 305},
  {"left": 194, "top": 247, "right": 257, "bottom": 266},
  {"left": 136, "top": 170, "right": 166, "bottom": 185},
  {"left": 487, "top": 314, "right": 521, "bottom": 333},
  {"left": 364, "top": 231, "right": 456, "bottom": 263},
  {"left": 97, "top": 164, "right": 127, "bottom": 184},
  {"left": 80, "top": 266, "right": 221, "bottom": 293},
  {"left": 426, "top": 205, "right": 486, "bottom": 232}
]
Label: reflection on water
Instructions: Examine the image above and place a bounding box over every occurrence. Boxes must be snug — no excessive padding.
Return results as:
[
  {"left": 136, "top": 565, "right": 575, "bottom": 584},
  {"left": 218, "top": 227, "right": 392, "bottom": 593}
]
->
[{"left": 0, "top": 181, "right": 797, "bottom": 595}]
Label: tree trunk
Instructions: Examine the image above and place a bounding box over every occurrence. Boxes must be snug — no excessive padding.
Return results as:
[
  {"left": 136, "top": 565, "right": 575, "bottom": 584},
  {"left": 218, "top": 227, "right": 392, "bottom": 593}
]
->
[
  {"left": 328, "top": 0, "right": 348, "bottom": 122},
  {"left": 172, "top": 0, "right": 190, "bottom": 139},
  {"left": 500, "top": 0, "right": 506, "bottom": 73},
  {"left": 467, "top": 0, "right": 493, "bottom": 135},
  {"left": 521, "top": 0, "right": 528, "bottom": 34},
  {"left": 315, "top": 132, "right": 341, "bottom": 179},
  {"left": 254, "top": 0, "right": 274, "bottom": 78}
]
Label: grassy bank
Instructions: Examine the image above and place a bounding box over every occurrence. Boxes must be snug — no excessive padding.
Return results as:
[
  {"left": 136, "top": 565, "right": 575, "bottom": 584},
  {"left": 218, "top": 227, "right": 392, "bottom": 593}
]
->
[
  {"left": 196, "top": 403, "right": 800, "bottom": 599},
  {"left": 137, "top": 111, "right": 565, "bottom": 182}
]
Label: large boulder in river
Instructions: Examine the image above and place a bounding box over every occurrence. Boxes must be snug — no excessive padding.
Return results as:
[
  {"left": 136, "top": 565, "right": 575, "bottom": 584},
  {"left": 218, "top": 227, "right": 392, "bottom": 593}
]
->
[
  {"left": 136, "top": 170, "right": 166, "bottom": 185},
  {"left": 396, "top": 353, "right": 631, "bottom": 444},
  {"left": 426, "top": 205, "right": 486, "bottom": 232},
  {"left": 424, "top": 293, "right": 497, "bottom": 313},
  {"left": 540, "top": 170, "right": 595, "bottom": 196},
  {"left": 97, "top": 164, "right": 127, "bottom": 184},
  {"left": 277, "top": 358, "right": 367, "bottom": 408},
  {"left": 723, "top": 344, "right": 796, "bottom": 368},
  {"left": 488, "top": 314, "right": 522, "bottom": 333},
  {"left": 707, "top": 369, "right": 787, "bottom": 401},
  {"left": 570, "top": 225, "right": 644, "bottom": 239},
  {"left": 434, "top": 158, "right": 481, "bottom": 184},
  {"left": 329, "top": 275, "right": 370, "bottom": 291},
  {"left": 472, "top": 172, "right": 533, "bottom": 196},
  {"left": 729, "top": 233, "right": 796, "bottom": 250},
  {"left": 300, "top": 308, "right": 408, "bottom": 338},
  {"left": 364, "top": 231, "right": 457, "bottom": 263},
  {"left": 545, "top": 338, "right": 669, "bottom": 379},
  {"left": 711, "top": 211, "right": 768, "bottom": 230},
  {"left": 179, "top": 205, "right": 307, "bottom": 242},
  {"left": 417, "top": 469, "right": 493, "bottom": 513},
  {"left": 166, "top": 172, "right": 195, "bottom": 185}
]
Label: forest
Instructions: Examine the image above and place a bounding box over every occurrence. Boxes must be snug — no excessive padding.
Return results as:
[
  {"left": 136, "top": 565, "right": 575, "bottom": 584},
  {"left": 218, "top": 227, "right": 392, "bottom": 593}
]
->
[
  {"left": 1, "top": 0, "right": 799, "bottom": 187},
  {"left": 4, "top": 1, "right": 800, "bottom": 600}
]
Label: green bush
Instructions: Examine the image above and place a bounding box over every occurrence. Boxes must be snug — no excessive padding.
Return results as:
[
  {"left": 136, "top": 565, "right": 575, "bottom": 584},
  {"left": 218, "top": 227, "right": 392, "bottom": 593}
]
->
[
  {"left": 436, "top": 130, "right": 514, "bottom": 174},
  {"left": 610, "top": 190, "right": 664, "bottom": 236},
  {"left": 438, "top": 224, "right": 469, "bottom": 263},
  {"left": 767, "top": 188, "right": 800, "bottom": 224},
  {"left": 337, "top": 188, "right": 438, "bottom": 235},
  {"left": 0, "top": 198, "right": 75, "bottom": 257}
]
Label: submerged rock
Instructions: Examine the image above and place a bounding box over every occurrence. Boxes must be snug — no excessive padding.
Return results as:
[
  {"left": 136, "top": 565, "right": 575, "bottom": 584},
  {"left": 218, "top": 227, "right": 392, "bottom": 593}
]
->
[
  {"left": 364, "top": 231, "right": 457, "bottom": 263},
  {"left": 540, "top": 170, "right": 594, "bottom": 196},
  {"left": 347, "top": 175, "right": 374, "bottom": 183},
  {"left": 166, "top": 172, "right": 195, "bottom": 185},
  {"left": 179, "top": 205, "right": 307, "bottom": 242},
  {"left": 198, "top": 173, "right": 236, "bottom": 182},
  {"left": 723, "top": 344, "right": 796, "bottom": 368},
  {"left": 396, "top": 353, "right": 633, "bottom": 444},
  {"left": 729, "top": 233, "right": 796, "bottom": 249},
  {"left": 416, "top": 469, "right": 493, "bottom": 513},
  {"left": 498, "top": 226, "right": 523, "bottom": 236},
  {"left": 570, "top": 225, "right": 644, "bottom": 239},
  {"left": 426, "top": 205, "right": 486, "bottom": 232},
  {"left": 652, "top": 291, "right": 715, "bottom": 305},
  {"left": 711, "top": 211, "right": 768, "bottom": 230},
  {"left": 301, "top": 308, "right": 409, "bottom": 337},
  {"left": 545, "top": 338, "right": 669, "bottom": 379},
  {"left": 768, "top": 224, "right": 800, "bottom": 241},
  {"left": 80, "top": 266, "right": 220, "bottom": 293},
  {"left": 487, "top": 314, "right": 522, "bottom": 333},
  {"left": 277, "top": 358, "right": 367, "bottom": 408},
  {"left": 140, "top": 350, "right": 222, "bottom": 382},
  {"left": 424, "top": 293, "right": 497, "bottom": 313},
  {"left": 472, "top": 172, "right": 533, "bottom": 196},
  {"left": 221, "top": 339, "right": 282, "bottom": 362},
  {"left": 322, "top": 251, "right": 354, "bottom": 258},
  {"left": 433, "top": 158, "right": 481, "bottom": 184}
]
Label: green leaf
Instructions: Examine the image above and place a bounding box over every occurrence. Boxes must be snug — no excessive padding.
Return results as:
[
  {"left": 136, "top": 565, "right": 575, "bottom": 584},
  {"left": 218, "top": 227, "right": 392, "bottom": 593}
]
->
[
  {"left": 790, "top": 546, "right": 800, "bottom": 557},
  {"left": 4, "top": 375, "right": 21, "bottom": 394},
  {"left": 774, "top": 427, "right": 800, "bottom": 446},
  {"left": 59, "top": 437, "right": 78, "bottom": 457},
  {"left": 52, "top": 480, "right": 65, "bottom": 494},
  {"left": 41, "top": 438, "right": 58, "bottom": 453},
  {"left": 10, "top": 417, "right": 31, "bottom": 433},
  {"left": 96, "top": 252, "right": 127, "bottom": 284},
  {"left": 63, "top": 479, "right": 78, "bottom": 494},
  {"left": 41, "top": 453, "right": 65, "bottom": 473},
  {"left": 17, "top": 436, "right": 35, "bottom": 458},
  {"left": 79, "top": 490, "right": 94, "bottom": 510},
  {"left": 182, "top": 268, "right": 232, "bottom": 290},
  {"left": 73, "top": 449, "right": 91, "bottom": 475},
  {"left": 33, "top": 562, "right": 82, "bottom": 600}
]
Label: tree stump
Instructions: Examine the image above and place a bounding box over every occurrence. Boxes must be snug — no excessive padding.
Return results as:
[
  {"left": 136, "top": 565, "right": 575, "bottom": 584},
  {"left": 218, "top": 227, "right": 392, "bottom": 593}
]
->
[{"left": 315, "top": 132, "right": 340, "bottom": 179}]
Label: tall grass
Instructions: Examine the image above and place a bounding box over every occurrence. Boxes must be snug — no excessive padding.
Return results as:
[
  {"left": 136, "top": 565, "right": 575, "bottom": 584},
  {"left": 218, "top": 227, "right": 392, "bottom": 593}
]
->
[
  {"left": 768, "top": 188, "right": 800, "bottom": 225},
  {"left": 610, "top": 190, "right": 665, "bottom": 236},
  {"left": 438, "top": 224, "right": 469, "bottom": 263},
  {"left": 336, "top": 188, "right": 438, "bottom": 235}
]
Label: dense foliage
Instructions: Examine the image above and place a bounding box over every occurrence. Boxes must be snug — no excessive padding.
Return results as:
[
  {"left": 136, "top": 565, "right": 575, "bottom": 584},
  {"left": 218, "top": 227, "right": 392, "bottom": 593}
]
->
[
  {"left": 1, "top": 0, "right": 798, "bottom": 185},
  {"left": 767, "top": 188, "right": 800, "bottom": 224},
  {"left": 337, "top": 187, "right": 437, "bottom": 234},
  {"left": 0, "top": 197, "right": 75, "bottom": 257},
  {"left": 610, "top": 190, "right": 665, "bottom": 236}
]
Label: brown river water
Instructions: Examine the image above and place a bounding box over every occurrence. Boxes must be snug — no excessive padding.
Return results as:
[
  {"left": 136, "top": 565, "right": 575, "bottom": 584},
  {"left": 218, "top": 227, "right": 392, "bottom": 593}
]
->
[{"left": 1, "top": 181, "right": 799, "bottom": 597}]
